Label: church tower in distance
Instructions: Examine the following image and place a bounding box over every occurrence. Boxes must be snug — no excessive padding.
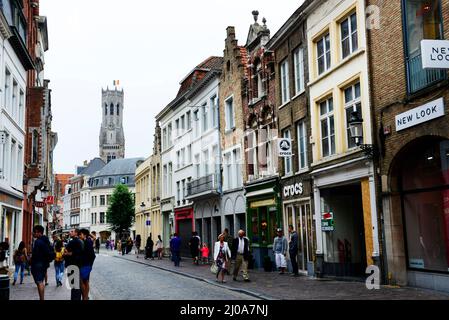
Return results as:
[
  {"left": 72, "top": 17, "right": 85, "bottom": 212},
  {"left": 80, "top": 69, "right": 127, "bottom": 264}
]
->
[{"left": 99, "top": 86, "right": 125, "bottom": 163}]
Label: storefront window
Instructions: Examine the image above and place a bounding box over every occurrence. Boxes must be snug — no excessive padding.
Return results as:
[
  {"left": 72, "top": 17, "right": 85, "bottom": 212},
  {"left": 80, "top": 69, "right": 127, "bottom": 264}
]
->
[
  {"left": 268, "top": 207, "right": 277, "bottom": 244},
  {"left": 251, "top": 209, "right": 259, "bottom": 243},
  {"left": 399, "top": 139, "right": 449, "bottom": 273}
]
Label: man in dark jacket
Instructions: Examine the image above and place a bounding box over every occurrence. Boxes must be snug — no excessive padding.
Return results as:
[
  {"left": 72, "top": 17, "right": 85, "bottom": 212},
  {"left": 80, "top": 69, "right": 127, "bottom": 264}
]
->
[
  {"left": 64, "top": 228, "right": 83, "bottom": 300},
  {"left": 170, "top": 233, "right": 181, "bottom": 267},
  {"left": 79, "top": 229, "right": 96, "bottom": 300},
  {"left": 189, "top": 232, "right": 200, "bottom": 265},
  {"left": 288, "top": 225, "right": 299, "bottom": 276},
  {"left": 231, "top": 230, "right": 250, "bottom": 282},
  {"left": 31, "top": 225, "right": 51, "bottom": 300}
]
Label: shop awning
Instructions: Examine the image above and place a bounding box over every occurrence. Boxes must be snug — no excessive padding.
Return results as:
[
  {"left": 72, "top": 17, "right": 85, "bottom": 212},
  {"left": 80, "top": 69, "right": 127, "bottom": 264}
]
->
[{"left": 245, "top": 188, "right": 275, "bottom": 198}]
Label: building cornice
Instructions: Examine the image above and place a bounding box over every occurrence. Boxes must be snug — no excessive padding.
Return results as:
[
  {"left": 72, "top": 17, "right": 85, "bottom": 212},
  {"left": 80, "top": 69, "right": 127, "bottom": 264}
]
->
[{"left": 0, "top": 11, "right": 12, "bottom": 39}]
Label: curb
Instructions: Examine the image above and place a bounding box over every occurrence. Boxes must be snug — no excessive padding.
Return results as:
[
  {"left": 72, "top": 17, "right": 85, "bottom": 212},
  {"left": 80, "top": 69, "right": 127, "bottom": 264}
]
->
[{"left": 113, "top": 255, "right": 273, "bottom": 300}]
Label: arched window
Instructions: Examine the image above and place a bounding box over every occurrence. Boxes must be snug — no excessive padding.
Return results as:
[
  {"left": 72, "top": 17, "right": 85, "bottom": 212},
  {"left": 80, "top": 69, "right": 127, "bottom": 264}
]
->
[
  {"left": 117, "top": 104, "right": 120, "bottom": 115},
  {"left": 105, "top": 104, "right": 108, "bottom": 115},
  {"left": 110, "top": 103, "right": 114, "bottom": 115}
]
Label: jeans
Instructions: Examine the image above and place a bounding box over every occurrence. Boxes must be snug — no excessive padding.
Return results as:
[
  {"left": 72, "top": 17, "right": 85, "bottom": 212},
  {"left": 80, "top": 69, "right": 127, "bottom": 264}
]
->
[
  {"left": 172, "top": 251, "right": 180, "bottom": 266},
  {"left": 14, "top": 262, "right": 25, "bottom": 283},
  {"left": 290, "top": 251, "right": 299, "bottom": 275},
  {"left": 55, "top": 261, "right": 65, "bottom": 283}
]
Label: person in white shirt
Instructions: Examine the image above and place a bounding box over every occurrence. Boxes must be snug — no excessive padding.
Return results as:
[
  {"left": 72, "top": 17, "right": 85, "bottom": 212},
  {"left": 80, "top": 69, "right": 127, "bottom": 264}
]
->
[{"left": 214, "top": 234, "right": 231, "bottom": 283}]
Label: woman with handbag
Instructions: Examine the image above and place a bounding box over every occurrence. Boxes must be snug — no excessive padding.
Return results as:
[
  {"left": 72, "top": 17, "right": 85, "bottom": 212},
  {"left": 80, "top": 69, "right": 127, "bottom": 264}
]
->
[
  {"left": 13, "top": 241, "right": 27, "bottom": 285},
  {"left": 213, "top": 234, "right": 231, "bottom": 283}
]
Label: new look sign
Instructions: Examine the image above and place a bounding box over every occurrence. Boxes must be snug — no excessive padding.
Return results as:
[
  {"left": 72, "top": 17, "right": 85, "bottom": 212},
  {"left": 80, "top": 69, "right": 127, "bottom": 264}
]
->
[
  {"left": 396, "top": 98, "right": 445, "bottom": 132},
  {"left": 421, "top": 40, "right": 449, "bottom": 69}
]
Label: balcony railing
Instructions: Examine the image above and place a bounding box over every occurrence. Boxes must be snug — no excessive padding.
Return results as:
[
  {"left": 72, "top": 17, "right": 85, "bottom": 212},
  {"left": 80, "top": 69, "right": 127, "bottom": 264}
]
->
[
  {"left": 407, "top": 52, "right": 446, "bottom": 93},
  {"left": 186, "top": 174, "right": 219, "bottom": 198}
]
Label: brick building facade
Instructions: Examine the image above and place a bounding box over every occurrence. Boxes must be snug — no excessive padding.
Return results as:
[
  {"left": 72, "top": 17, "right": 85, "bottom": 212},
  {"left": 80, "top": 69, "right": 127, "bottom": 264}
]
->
[{"left": 368, "top": 0, "right": 449, "bottom": 291}]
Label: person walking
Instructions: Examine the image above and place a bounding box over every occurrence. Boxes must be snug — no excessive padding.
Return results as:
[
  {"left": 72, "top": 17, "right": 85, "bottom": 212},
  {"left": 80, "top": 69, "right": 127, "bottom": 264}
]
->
[
  {"left": 223, "top": 228, "right": 233, "bottom": 274},
  {"left": 214, "top": 234, "right": 231, "bottom": 283},
  {"left": 231, "top": 230, "right": 250, "bottom": 282},
  {"left": 117, "top": 239, "right": 122, "bottom": 254},
  {"left": 64, "top": 228, "right": 83, "bottom": 300},
  {"left": 288, "top": 225, "right": 299, "bottom": 277},
  {"left": 126, "top": 236, "right": 133, "bottom": 255},
  {"left": 189, "top": 232, "right": 200, "bottom": 265},
  {"left": 79, "top": 229, "right": 96, "bottom": 300},
  {"left": 30, "top": 225, "right": 52, "bottom": 300},
  {"left": 145, "top": 234, "right": 154, "bottom": 260},
  {"left": 95, "top": 237, "right": 100, "bottom": 254},
  {"left": 156, "top": 235, "right": 163, "bottom": 259},
  {"left": 121, "top": 235, "right": 127, "bottom": 255},
  {"left": 273, "top": 228, "right": 288, "bottom": 274},
  {"left": 54, "top": 239, "right": 65, "bottom": 287},
  {"left": 170, "top": 233, "right": 181, "bottom": 267},
  {"left": 135, "top": 235, "right": 142, "bottom": 255},
  {"left": 200, "top": 243, "right": 209, "bottom": 264},
  {"left": 12, "top": 241, "right": 27, "bottom": 285}
]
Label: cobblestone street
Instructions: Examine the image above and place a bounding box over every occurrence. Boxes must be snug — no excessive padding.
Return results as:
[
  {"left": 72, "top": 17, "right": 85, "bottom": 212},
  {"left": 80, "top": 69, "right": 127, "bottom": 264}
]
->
[{"left": 6, "top": 248, "right": 449, "bottom": 300}]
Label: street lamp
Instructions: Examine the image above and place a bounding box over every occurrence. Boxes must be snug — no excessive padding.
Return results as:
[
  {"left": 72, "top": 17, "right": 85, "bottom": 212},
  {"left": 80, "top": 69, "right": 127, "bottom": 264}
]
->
[{"left": 348, "top": 111, "right": 377, "bottom": 159}]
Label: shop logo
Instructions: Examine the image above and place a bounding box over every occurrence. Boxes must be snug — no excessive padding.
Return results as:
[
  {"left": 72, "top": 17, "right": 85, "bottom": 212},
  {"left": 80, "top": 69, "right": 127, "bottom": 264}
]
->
[
  {"left": 283, "top": 182, "right": 303, "bottom": 198},
  {"left": 278, "top": 138, "right": 292, "bottom": 157},
  {"left": 66, "top": 266, "right": 80, "bottom": 290},
  {"left": 365, "top": 265, "right": 380, "bottom": 290}
]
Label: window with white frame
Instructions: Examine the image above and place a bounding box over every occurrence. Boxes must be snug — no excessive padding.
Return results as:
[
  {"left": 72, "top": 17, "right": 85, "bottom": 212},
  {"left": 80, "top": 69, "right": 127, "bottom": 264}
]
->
[
  {"left": 12, "top": 80, "right": 18, "bottom": 122},
  {"left": 17, "top": 145, "right": 22, "bottom": 187},
  {"left": 202, "top": 103, "right": 208, "bottom": 132},
  {"left": 344, "top": 82, "right": 362, "bottom": 148},
  {"left": 293, "top": 48, "right": 305, "bottom": 94},
  {"left": 233, "top": 148, "right": 242, "bottom": 187},
  {"left": 10, "top": 139, "right": 16, "bottom": 185},
  {"left": 297, "top": 120, "right": 308, "bottom": 170},
  {"left": 181, "top": 115, "right": 185, "bottom": 133},
  {"left": 283, "top": 129, "right": 292, "bottom": 176},
  {"left": 194, "top": 109, "right": 200, "bottom": 137},
  {"left": 175, "top": 119, "right": 180, "bottom": 136},
  {"left": 187, "top": 145, "right": 192, "bottom": 164},
  {"left": 186, "top": 111, "right": 191, "bottom": 130},
  {"left": 19, "top": 90, "right": 24, "bottom": 128},
  {"left": 320, "top": 97, "right": 335, "bottom": 157},
  {"left": 225, "top": 97, "right": 235, "bottom": 131},
  {"left": 181, "top": 148, "right": 185, "bottom": 167},
  {"left": 280, "top": 59, "right": 290, "bottom": 104},
  {"left": 224, "top": 152, "right": 233, "bottom": 190},
  {"left": 163, "top": 164, "right": 168, "bottom": 196},
  {"left": 211, "top": 95, "right": 218, "bottom": 128},
  {"left": 176, "top": 150, "right": 181, "bottom": 169},
  {"left": 4, "top": 68, "right": 11, "bottom": 112},
  {"left": 317, "top": 33, "right": 331, "bottom": 74},
  {"left": 32, "top": 130, "right": 38, "bottom": 164},
  {"left": 182, "top": 179, "right": 186, "bottom": 200},
  {"left": 167, "top": 124, "right": 172, "bottom": 147},
  {"left": 195, "top": 154, "right": 200, "bottom": 178},
  {"left": 162, "top": 127, "right": 167, "bottom": 150},
  {"left": 203, "top": 149, "right": 209, "bottom": 176},
  {"left": 168, "top": 162, "right": 173, "bottom": 195},
  {"left": 341, "top": 12, "right": 358, "bottom": 59},
  {"left": 246, "top": 130, "right": 258, "bottom": 178},
  {"left": 177, "top": 181, "right": 181, "bottom": 202}
]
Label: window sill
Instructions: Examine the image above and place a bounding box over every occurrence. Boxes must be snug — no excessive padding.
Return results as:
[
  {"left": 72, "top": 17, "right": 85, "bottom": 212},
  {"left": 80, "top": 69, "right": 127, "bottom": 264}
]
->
[
  {"left": 225, "top": 127, "right": 236, "bottom": 135},
  {"left": 291, "top": 90, "right": 306, "bottom": 102},
  {"left": 308, "top": 48, "right": 365, "bottom": 87},
  {"left": 174, "top": 163, "right": 193, "bottom": 173}
]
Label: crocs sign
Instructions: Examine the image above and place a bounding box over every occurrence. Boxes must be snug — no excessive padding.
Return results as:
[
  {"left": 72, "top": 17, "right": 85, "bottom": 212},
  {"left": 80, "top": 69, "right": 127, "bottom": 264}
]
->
[{"left": 283, "top": 182, "right": 303, "bottom": 198}]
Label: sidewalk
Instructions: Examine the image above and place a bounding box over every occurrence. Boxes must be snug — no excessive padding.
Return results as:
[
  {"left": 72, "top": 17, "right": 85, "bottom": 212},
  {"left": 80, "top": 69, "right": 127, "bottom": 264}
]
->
[
  {"left": 112, "top": 251, "right": 449, "bottom": 300},
  {"left": 8, "top": 265, "right": 71, "bottom": 300}
]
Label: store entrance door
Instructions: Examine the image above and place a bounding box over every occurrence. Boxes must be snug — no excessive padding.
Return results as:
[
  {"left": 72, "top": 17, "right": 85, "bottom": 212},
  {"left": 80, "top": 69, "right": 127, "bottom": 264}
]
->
[{"left": 286, "top": 202, "right": 313, "bottom": 273}]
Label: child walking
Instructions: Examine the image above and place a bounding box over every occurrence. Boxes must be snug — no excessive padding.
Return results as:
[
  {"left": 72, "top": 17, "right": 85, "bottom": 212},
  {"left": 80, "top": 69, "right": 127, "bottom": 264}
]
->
[{"left": 200, "top": 243, "right": 210, "bottom": 264}]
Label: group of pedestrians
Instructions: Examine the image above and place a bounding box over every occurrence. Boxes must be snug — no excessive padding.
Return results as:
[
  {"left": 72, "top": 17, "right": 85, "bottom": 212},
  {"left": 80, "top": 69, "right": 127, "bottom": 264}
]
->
[
  {"left": 16, "top": 225, "right": 97, "bottom": 300},
  {"left": 143, "top": 234, "right": 163, "bottom": 260},
  {"left": 272, "top": 225, "right": 300, "bottom": 276}
]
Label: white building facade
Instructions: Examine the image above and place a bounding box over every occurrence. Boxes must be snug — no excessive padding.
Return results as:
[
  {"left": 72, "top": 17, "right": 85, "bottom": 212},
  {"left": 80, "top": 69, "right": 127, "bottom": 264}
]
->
[{"left": 0, "top": 8, "right": 29, "bottom": 263}]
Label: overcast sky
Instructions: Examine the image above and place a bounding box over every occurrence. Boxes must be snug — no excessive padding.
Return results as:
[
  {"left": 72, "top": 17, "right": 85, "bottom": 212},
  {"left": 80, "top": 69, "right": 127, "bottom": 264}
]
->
[{"left": 40, "top": 0, "right": 303, "bottom": 173}]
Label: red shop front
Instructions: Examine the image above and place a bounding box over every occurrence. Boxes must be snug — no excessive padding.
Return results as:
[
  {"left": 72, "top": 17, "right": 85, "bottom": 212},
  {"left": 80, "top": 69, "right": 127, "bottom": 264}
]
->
[{"left": 175, "top": 207, "right": 194, "bottom": 257}]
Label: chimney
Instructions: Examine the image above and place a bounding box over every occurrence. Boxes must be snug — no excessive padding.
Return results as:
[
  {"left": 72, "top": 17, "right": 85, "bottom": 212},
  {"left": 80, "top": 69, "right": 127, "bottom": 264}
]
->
[{"left": 226, "top": 26, "right": 235, "bottom": 39}]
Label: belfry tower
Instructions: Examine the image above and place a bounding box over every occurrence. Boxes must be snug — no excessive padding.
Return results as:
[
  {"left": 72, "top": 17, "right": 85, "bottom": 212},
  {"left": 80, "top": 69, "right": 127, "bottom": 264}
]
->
[{"left": 99, "top": 86, "right": 125, "bottom": 163}]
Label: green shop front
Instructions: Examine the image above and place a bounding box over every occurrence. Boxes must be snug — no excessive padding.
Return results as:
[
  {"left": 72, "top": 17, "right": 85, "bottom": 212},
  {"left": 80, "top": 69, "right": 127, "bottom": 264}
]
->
[{"left": 245, "top": 177, "right": 282, "bottom": 270}]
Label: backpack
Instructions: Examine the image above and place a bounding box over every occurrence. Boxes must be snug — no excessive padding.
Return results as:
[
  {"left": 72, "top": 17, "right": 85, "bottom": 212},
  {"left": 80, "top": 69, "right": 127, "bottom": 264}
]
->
[{"left": 55, "top": 248, "right": 64, "bottom": 263}]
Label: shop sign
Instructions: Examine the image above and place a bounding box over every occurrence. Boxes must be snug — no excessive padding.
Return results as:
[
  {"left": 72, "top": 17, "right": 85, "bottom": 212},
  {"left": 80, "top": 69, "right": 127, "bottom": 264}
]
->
[
  {"left": 278, "top": 138, "right": 292, "bottom": 157},
  {"left": 35, "top": 201, "right": 46, "bottom": 208},
  {"left": 395, "top": 98, "right": 444, "bottom": 132},
  {"left": 283, "top": 182, "right": 303, "bottom": 198},
  {"left": 321, "top": 212, "right": 334, "bottom": 232},
  {"left": 321, "top": 219, "right": 334, "bottom": 232},
  {"left": 421, "top": 40, "right": 449, "bottom": 69},
  {"left": 409, "top": 259, "right": 424, "bottom": 269},
  {"left": 250, "top": 198, "right": 276, "bottom": 209}
]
